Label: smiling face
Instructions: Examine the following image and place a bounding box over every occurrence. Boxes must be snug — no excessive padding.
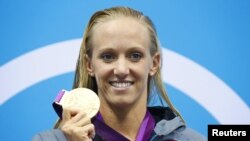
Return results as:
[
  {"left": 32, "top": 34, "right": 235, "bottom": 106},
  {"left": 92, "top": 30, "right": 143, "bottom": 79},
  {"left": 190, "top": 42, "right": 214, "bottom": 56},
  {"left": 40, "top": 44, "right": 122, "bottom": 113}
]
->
[{"left": 86, "top": 17, "right": 159, "bottom": 108}]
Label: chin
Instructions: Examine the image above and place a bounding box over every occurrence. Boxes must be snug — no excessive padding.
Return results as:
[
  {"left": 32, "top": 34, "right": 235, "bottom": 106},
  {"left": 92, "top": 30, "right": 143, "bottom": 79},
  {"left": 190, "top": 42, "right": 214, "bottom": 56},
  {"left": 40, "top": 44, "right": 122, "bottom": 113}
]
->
[{"left": 110, "top": 98, "right": 135, "bottom": 108}]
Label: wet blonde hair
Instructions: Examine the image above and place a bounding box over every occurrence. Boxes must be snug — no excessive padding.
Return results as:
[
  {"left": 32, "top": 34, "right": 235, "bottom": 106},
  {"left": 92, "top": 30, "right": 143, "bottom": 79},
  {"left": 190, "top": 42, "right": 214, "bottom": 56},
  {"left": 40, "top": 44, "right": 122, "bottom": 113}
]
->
[{"left": 72, "top": 6, "right": 184, "bottom": 123}]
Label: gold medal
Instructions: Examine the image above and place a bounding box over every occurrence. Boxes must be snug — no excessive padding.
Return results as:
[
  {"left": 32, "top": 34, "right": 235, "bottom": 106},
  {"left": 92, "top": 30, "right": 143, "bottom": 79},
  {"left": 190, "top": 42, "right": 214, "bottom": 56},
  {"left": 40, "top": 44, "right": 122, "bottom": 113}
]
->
[{"left": 53, "top": 88, "right": 100, "bottom": 118}]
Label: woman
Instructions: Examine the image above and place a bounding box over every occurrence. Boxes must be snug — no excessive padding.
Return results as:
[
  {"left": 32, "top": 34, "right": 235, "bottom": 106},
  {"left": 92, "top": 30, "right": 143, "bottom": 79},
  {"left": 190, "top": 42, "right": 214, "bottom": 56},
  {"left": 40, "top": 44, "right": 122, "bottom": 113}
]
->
[{"left": 33, "top": 6, "right": 207, "bottom": 141}]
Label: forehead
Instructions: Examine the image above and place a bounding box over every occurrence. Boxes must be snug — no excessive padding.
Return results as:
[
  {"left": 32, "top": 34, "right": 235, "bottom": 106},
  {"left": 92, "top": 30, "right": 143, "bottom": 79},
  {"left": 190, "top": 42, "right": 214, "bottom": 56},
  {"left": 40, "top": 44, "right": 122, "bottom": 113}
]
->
[
  {"left": 96, "top": 16, "right": 145, "bottom": 31},
  {"left": 90, "top": 17, "right": 151, "bottom": 50}
]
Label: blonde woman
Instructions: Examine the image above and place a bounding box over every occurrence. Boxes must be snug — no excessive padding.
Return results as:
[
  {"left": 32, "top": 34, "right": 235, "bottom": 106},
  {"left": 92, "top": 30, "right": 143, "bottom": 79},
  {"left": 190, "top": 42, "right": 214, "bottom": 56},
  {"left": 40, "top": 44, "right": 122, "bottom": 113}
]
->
[{"left": 32, "top": 6, "right": 206, "bottom": 141}]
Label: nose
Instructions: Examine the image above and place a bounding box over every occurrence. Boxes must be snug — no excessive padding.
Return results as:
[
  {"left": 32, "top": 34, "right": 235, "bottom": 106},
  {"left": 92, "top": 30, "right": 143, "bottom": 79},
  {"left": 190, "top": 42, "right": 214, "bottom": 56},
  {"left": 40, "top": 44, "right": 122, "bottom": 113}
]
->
[{"left": 113, "top": 57, "right": 129, "bottom": 79}]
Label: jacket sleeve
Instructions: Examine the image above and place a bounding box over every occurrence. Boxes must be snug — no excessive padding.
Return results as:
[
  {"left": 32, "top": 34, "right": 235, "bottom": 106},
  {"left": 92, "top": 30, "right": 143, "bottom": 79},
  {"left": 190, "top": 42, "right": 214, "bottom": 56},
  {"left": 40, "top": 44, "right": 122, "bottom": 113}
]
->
[
  {"left": 152, "top": 127, "right": 207, "bottom": 141},
  {"left": 163, "top": 127, "right": 207, "bottom": 141},
  {"left": 32, "top": 129, "right": 67, "bottom": 141},
  {"left": 178, "top": 128, "right": 207, "bottom": 141}
]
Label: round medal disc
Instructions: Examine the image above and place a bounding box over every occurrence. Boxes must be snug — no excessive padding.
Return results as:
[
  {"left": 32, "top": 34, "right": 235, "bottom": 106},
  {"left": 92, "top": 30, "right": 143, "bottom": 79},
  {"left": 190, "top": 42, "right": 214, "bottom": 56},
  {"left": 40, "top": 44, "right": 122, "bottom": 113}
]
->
[{"left": 63, "top": 88, "right": 100, "bottom": 118}]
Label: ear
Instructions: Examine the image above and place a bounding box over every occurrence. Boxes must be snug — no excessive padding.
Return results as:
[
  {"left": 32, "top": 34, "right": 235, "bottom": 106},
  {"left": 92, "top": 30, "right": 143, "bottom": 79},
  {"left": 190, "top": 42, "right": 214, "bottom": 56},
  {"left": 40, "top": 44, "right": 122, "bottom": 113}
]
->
[
  {"left": 85, "top": 55, "right": 95, "bottom": 77},
  {"left": 149, "top": 53, "right": 160, "bottom": 76}
]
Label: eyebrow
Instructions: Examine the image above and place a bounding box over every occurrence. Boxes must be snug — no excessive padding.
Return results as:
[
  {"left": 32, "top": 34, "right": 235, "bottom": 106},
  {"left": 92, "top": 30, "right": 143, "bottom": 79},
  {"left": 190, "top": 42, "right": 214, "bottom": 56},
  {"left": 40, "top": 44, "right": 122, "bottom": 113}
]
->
[
  {"left": 97, "top": 45, "right": 145, "bottom": 52},
  {"left": 97, "top": 47, "right": 116, "bottom": 53}
]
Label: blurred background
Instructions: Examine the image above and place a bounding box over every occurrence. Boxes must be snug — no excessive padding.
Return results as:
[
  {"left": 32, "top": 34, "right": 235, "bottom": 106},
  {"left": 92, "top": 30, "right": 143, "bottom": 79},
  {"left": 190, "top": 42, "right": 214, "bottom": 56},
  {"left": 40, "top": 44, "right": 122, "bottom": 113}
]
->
[{"left": 1, "top": 0, "right": 250, "bottom": 140}]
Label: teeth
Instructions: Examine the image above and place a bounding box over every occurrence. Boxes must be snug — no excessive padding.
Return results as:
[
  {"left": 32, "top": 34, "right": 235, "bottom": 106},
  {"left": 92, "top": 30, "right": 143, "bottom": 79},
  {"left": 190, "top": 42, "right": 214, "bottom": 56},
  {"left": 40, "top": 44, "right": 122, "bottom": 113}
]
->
[{"left": 111, "top": 82, "right": 132, "bottom": 88}]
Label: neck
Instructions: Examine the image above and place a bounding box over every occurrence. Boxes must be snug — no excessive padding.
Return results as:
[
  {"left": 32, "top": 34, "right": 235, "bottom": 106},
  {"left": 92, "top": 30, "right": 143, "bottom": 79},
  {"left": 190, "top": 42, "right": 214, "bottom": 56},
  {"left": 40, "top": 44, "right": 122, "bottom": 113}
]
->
[{"left": 100, "top": 103, "right": 147, "bottom": 140}]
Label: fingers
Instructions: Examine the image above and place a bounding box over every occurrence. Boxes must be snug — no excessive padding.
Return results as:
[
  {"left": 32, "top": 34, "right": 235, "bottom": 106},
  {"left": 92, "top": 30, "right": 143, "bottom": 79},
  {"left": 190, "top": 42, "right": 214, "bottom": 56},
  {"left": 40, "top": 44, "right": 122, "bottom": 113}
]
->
[
  {"left": 62, "top": 107, "right": 91, "bottom": 126},
  {"left": 59, "top": 107, "right": 96, "bottom": 141},
  {"left": 85, "top": 123, "right": 95, "bottom": 139},
  {"left": 62, "top": 124, "right": 95, "bottom": 141},
  {"left": 62, "top": 107, "right": 81, "bottom": 121},
  {"left": 64, "top": 123, "right": 95, "bottom": 137}
]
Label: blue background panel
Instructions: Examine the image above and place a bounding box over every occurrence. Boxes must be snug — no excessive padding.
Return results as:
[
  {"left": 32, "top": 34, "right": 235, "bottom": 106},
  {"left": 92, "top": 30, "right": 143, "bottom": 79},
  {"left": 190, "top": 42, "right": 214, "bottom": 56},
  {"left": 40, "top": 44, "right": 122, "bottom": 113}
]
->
[{"left": 1, "top": 0, "right": 249, "bottom": 140}]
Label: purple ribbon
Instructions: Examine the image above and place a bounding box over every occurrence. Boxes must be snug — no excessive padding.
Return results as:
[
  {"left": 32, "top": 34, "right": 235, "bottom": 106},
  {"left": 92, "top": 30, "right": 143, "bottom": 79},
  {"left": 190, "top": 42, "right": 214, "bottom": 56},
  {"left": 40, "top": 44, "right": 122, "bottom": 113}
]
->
[{"left": 54, "top": 90, "right": 65, "bottom": 102}]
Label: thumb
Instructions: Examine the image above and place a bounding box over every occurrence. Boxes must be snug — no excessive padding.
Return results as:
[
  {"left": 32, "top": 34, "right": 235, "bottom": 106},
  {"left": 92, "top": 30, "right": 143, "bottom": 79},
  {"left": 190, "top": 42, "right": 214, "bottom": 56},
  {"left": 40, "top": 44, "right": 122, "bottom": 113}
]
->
[{"left": 62, "top": 106, "right": 81, "bottom": 120}]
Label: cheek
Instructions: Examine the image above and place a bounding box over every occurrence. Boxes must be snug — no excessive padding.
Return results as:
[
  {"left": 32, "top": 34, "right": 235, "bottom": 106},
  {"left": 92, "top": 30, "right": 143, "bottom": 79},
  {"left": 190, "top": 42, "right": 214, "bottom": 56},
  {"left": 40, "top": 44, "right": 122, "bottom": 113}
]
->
[
  {"left": 135, "top": 59, "right": 152, "bottom": 74},
  {"left": 132, "top": 63, "right": 151, "bottom": 81},
  {"left": 92, "top": 63, "right": 112, "bottom": 79}
]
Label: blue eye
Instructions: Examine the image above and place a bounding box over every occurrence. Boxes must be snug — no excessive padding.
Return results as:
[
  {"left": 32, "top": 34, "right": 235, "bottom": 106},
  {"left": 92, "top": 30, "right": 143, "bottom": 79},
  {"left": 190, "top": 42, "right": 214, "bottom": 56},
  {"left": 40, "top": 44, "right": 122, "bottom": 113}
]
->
[
  {"left": 101, "top": 53, "right": 115, "bottom": 62},
  {"left": 130, "top": 52, "right": 142, "bottom": 61}
]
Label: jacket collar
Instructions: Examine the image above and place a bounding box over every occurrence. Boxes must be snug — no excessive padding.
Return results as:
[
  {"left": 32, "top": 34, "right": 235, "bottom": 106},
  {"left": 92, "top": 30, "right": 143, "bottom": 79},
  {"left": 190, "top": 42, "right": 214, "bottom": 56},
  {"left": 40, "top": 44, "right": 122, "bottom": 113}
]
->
[
  {"left": 93, "top": 106, "right": 186, "bottom": 141},
  {"left": 148, "top": 106, "right": 186, "bottom": 138}
]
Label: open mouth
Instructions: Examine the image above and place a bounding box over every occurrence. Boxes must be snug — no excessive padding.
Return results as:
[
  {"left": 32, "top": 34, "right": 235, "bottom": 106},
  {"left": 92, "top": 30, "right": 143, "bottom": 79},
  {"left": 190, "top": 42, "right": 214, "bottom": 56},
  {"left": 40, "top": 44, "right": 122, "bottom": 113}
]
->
[{"left": 109, "top": 81, "right": 134, "bottom": 88}]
